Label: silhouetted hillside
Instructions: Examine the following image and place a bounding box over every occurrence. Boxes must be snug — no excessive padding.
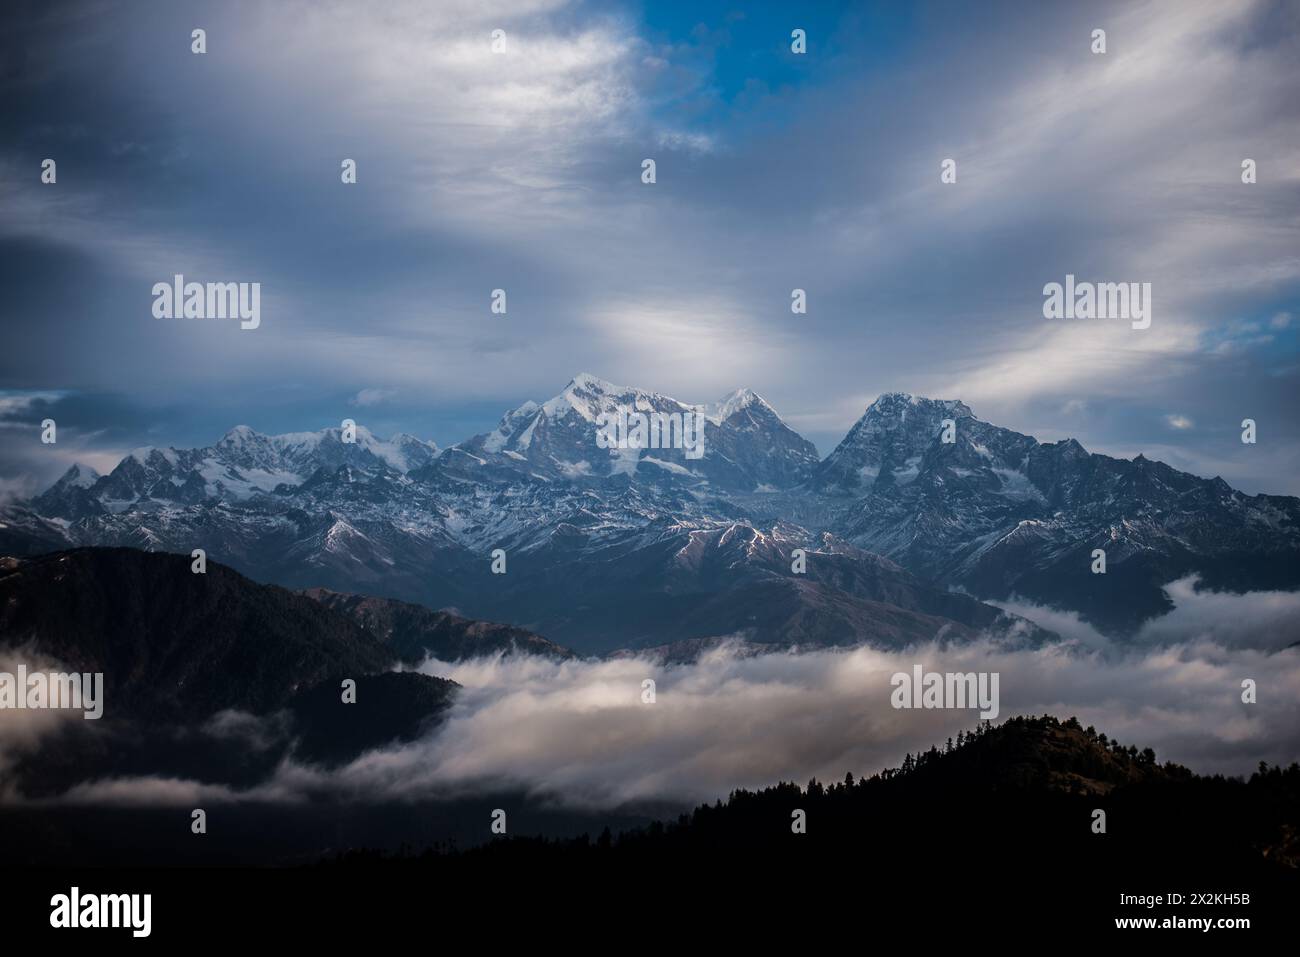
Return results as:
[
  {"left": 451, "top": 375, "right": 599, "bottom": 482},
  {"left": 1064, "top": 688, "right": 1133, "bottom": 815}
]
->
[
  {"left": 324, "top": 715, "right": 1300, "bottom": 914},
  {"left": 0, "top": 547, "right": 388, "bottom": 719},
  {"left": 288, "top": 671, "right": 457, "bottom": 767},
  {"left": 0, "top": 548, "right": 466, "bottom": 795}
]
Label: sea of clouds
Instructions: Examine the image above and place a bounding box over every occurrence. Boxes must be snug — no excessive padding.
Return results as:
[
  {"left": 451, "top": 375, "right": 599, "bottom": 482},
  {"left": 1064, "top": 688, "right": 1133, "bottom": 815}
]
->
[{"left": 4, "top": 578, "right": 1298, "bottom": 810}]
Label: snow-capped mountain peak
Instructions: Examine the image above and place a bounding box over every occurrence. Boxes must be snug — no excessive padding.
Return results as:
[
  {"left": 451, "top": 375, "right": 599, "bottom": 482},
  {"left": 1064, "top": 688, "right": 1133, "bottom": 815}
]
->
[
  {"left": 33, "top": 423, "right": 440, "bottom": 512},
  {"left": 219, "top": 424, "right": 261, "bottom": 446},
  {"left": 706, "top": 387, "right": 774, "bottom": 424},
  {"left": 541, "top": 374, "right": 614, "bottom": 422},
  {"left": 539, "top": 373, "right": 698, "bottom": 423},
  {"left": 814, "top": 392, "right": 989, "bottom": 494},
  {"left": 57, "top": 463, "right": 102, "bottom": 489},
  {"left": 454, "top": 374, "right": 816, "bottom": 490},
  {"left": 863, "top": 392, "right": 974, "bottom": 420}
]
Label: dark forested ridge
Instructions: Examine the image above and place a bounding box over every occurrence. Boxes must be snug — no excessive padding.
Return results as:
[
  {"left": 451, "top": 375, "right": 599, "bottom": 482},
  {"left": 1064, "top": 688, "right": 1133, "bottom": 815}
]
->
[
  {"left": 0, "top": 548, "right": 463, "bottom": 794},
  {"left": 320, "top": 715, "right": 1300, "bottom": 919},
  {"left": 5, "top": 715, "right": 1296, "bottom": 936},
  {"left": 0, "top": 547, "right": 389, "bottom": 719}
]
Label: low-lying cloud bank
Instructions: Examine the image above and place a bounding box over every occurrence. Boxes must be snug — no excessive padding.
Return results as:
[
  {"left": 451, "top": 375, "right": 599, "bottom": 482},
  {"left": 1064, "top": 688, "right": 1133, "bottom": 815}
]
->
[
  {"left": 0, "top": 649, "right": 98, "bottom": 801},
  {"left": 9, "top": 579, "right": 1299, "bottom": 811},
  {"left": 995, "top": 574, "right": 1300, "bottom": 652},
  {"left": 391, "top": 638, "right": 1297, "bottom": 809},
  {"left": 37, "top": 641, "right": 1300, "bottom": 811}
]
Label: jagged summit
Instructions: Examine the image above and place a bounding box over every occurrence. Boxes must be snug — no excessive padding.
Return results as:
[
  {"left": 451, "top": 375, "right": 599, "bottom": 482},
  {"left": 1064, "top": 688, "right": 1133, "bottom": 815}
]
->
[
  {"left": 538, "top": 375, "right": 780, "bottom": 426},
  {"left": 707, "top": 387, "right": 778, "bottom": 424},
  {"left": 458, "top": 374, "right": 816, "bottom": 491},
  {"left": 568, "top": 371, "right": 622, "bottom": 392},
  {"left": 220, "top": 424, "right": 260, "bottom": 443},
  {"left": 539, "top": 373, "right": 693, "bottom": 423},
  {"left": 814, "top": 392, "right": 992, "bottom": 495},
  {"left": 37, "top": 423, "right": 439, "bottom": 509},
  {"left": 863, "top": 391, "right": 976, "bottom": 419},
  {"left": 52, "top": 462, "right": 101, "bottom": 488}
]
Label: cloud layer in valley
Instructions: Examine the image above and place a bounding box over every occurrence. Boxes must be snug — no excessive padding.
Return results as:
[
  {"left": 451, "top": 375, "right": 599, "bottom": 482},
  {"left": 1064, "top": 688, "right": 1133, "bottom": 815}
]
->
[{"left": 12, "top": 578, "right": 1298, "bottom": 812}]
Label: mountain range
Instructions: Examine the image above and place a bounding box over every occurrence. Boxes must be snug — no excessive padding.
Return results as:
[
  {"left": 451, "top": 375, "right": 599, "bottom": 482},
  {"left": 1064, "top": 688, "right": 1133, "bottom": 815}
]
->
[{"left": 4, "top": 374, "right": 1298, "bottom": 651}]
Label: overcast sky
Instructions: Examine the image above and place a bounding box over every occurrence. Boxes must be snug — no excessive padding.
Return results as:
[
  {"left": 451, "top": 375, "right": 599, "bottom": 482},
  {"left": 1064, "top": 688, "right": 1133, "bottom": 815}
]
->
[{"left": 1, "top": 0, "right": 1297, "bottom": 497}]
